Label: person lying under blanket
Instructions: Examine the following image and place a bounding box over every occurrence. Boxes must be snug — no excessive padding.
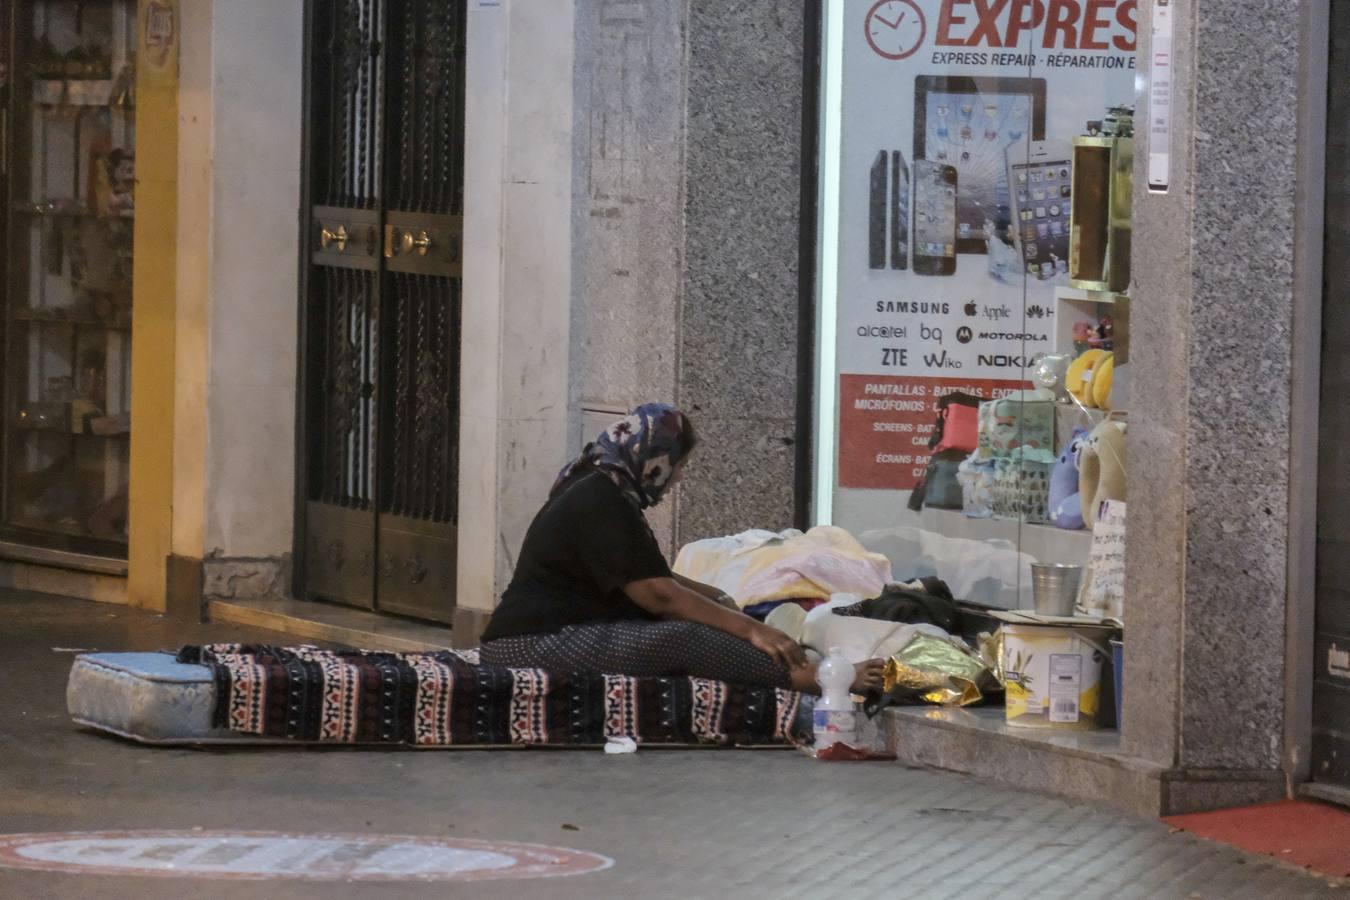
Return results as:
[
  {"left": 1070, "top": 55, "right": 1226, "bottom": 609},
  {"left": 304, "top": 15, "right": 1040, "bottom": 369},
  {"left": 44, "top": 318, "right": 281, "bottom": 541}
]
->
[{"left": 480, "top": 403, "right": 885, "bottom": 695}]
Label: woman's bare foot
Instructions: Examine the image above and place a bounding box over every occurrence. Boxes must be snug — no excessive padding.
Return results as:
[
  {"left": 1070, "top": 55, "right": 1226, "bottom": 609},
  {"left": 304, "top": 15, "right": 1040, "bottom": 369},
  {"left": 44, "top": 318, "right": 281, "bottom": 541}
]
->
[
  {"left": 851, "top": 658, "right": 886, "bottom": 693},
  {"left": 790, "top": 657, "right": 888, "bottom": 695}
]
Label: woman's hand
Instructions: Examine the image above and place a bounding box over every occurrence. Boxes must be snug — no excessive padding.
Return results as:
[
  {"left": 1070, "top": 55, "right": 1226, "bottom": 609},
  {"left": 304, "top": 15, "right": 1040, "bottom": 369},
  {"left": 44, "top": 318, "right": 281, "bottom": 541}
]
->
[
  {"left": 713, "top": 593, "right": 738, "bottom": 611},
  {"left": 626, "top": 578, "right": 808, "bottom": 671},
  {"left": 748, "top": 623, "right": 809, "bottom": 670}
]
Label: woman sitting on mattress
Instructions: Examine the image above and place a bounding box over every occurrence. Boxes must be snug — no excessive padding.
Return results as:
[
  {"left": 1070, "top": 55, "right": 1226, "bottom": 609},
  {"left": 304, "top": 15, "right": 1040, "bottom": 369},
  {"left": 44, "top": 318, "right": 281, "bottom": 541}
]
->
[{"left": 479, "top": 403, "right": 884, "bottom": 695}]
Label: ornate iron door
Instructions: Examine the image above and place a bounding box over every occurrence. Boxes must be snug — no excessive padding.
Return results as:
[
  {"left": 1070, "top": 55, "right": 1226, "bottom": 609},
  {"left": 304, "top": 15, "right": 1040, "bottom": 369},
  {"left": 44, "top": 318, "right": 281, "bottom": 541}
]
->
[
  {"left": 299, "top": 0, "right": 464, "bottom": 623},
  {"left": 1315, "top": 0, "right": 1350, "bottom": 791}
]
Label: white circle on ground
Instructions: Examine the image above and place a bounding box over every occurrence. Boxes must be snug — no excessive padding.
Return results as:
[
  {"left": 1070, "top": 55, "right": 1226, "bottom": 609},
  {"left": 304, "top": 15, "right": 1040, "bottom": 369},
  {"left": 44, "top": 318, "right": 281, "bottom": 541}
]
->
[{"left": 0, "top": 831, "right": 613, "bottom": 882}]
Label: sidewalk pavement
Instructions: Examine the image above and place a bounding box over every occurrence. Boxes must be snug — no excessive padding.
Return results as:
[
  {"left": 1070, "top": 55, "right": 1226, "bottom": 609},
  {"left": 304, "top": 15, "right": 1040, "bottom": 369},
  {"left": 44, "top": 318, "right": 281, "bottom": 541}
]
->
[{"left": 0, "top": 590, "right": 1345, "bottom": 899}]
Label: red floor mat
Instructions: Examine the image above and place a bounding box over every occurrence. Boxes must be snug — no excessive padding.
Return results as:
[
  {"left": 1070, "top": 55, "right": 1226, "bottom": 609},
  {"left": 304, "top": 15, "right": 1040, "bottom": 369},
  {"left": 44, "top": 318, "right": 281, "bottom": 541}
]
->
[{"left": 1163, "top": 799, "right": 1350, "bottom": 878}]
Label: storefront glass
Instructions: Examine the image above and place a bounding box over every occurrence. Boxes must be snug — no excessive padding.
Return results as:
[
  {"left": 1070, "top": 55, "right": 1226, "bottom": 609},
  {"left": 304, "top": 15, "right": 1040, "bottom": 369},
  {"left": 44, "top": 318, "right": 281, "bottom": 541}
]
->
[
  {"left": 815, "top": 0, "right": 1136, "bottom": 617},
  {"left": 0, "top": 0, "right": 135, "bottom": 553}
]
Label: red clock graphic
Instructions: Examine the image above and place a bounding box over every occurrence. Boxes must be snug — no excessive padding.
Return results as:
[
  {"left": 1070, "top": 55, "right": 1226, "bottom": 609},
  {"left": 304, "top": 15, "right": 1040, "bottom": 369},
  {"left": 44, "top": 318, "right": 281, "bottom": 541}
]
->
[{"left": 864, "top": 0, "right": 926, "bottom": 61}]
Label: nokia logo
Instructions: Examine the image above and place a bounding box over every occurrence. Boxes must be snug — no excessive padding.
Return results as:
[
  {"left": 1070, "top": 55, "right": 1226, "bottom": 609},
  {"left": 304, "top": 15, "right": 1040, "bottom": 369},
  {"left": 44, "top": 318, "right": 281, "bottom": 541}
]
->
[{"left": 979, "top": 353, "right": 1046, "bottom": 369}]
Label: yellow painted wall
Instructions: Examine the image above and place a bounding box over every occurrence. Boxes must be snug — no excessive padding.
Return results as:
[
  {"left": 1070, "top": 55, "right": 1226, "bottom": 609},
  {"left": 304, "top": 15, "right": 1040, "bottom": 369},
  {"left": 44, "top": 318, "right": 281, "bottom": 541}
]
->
[{"left": 126, "top": 0, "right": 179, "bottom": 610}]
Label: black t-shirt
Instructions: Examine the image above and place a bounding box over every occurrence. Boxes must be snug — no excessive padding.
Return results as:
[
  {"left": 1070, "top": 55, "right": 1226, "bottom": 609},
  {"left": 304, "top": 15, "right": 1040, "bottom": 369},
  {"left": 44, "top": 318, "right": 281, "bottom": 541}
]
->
[{"left": 480, "top": 470, "right": 672, "bottom": 642}]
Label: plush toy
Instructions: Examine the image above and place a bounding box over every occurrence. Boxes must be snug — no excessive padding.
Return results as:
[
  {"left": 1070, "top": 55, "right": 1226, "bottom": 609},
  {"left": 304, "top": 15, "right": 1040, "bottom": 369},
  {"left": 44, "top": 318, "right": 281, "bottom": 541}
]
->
[
  {"left": 1078, "top": 418, "right": 1127, "bottom": 528},
  {"left": 1066, "top": 349, "right": 1108, "bottom": 407},
  {"left": 1066, "top": 349, "right": 1116, "bottom": 410},
  {"left": 1049, "top": 428, "right": 1088, "bottom": 530},
  {"left": 1092, "top": 353, "right": 1115, "bottom": 410}
]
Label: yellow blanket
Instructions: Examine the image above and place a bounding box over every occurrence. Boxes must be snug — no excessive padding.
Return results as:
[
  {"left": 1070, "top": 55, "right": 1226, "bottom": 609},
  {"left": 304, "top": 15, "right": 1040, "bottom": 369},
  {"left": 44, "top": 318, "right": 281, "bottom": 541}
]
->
[{"left": 673, "top": 526, "right": 893, "bottom": 610}]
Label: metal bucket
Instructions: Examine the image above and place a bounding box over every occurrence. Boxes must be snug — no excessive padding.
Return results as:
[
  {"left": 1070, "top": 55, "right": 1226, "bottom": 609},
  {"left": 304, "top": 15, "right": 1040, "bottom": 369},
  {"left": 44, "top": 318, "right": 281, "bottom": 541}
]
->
[{"left": 1031, "top": 563, "right": 1084, "bottom": 617}]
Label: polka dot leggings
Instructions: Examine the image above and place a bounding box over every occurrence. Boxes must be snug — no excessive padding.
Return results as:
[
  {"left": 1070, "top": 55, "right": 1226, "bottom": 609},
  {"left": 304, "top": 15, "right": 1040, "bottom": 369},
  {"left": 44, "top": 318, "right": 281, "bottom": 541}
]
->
[{"left": 478, "top": 620, "right": 795, "bottom": 689}]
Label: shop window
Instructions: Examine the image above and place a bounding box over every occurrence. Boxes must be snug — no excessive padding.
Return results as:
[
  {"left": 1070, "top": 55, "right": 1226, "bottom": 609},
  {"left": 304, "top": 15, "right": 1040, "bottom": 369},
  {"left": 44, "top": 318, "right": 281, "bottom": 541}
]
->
[
  {"left": 814, "top": 0, "right": 1134, "bottom": 717},
  {"left": 0, "top": 0, "right": 135, "bottom": 554}
]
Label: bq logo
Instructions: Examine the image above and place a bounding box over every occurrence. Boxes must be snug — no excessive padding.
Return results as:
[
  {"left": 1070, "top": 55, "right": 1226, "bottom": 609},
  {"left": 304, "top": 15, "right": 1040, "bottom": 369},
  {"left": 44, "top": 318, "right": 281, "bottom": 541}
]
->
[{"left": 936, "top": 0, "right": 1138, "bottom": 52}]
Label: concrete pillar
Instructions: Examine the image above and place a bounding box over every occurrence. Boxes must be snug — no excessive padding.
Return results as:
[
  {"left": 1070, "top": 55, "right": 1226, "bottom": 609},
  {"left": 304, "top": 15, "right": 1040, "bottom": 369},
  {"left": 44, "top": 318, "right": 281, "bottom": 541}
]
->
[
  {"left": 1125, "top": 0, "right": 1327, "bottom": 810},
  {"left": 455, "top": 0, "right": 575, "bottom": 637},
  {"left": 568, "top": 0, "right": 684, "bottom": 552},
  {"left": 676, "top": 2, "right": 807, "bottom": 542},
  {"left": 567, "top": 0, "right": 808, "bottom": 552},
  {"left": 171, "top": 0, "right": 304, "bottom": 609},
  {"left": 126, "top": 0, "right": 180, "bottom": 610}
]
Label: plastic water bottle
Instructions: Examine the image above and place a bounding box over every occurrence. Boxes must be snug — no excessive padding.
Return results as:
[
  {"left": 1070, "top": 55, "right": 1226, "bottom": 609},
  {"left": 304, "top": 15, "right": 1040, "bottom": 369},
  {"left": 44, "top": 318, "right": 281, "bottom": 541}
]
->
[{"left": 813, "top": 646, "right": 859, "bottom": 750}]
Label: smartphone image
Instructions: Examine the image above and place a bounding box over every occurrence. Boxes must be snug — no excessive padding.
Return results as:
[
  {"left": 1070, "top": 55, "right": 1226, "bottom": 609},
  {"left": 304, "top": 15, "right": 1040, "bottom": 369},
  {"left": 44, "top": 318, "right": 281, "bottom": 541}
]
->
[
  {"left": 890, "top": 151, "right": 910, "bottom": 270},
  {"left": 1006, "top": 141, "right": 1072, "bottom": 280},
  {"left": 869, "top": 150, "right": 888, "bottom": 270},
  {"left": 912, "top": 160, "right": 957, "bottom": 277}
]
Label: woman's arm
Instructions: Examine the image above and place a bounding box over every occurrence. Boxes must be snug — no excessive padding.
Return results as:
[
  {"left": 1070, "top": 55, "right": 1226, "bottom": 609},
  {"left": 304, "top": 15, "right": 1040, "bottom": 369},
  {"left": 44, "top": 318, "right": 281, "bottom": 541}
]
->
[
  {"left": 672, "top": 573, "right": 737, "bottom": 610},
  {"left": 624, "top": 577, "right": 808, "bottom": 669}
]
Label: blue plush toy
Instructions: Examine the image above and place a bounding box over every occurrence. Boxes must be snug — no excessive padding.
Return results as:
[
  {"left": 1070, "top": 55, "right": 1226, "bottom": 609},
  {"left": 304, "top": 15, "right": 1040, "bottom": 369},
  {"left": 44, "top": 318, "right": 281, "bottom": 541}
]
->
[{"left": 1049, "top": 428, "right": 1088, "bottom": 530}]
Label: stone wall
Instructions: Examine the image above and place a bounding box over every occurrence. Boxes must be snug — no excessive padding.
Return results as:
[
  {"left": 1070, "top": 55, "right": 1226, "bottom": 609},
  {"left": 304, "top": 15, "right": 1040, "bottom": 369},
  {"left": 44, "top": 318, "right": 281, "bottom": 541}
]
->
[
  {"left": 1125, "top": 0, "right": 1326, "bottom": 798},
  {"left": 676, "top": 2, "right": 806, "bottom": 542},
  {"left": 570, "top": 0, "right": 685, "bottom": 551},
  {"left": 570, "top": 0, "right": 809, "bottom": 551}
]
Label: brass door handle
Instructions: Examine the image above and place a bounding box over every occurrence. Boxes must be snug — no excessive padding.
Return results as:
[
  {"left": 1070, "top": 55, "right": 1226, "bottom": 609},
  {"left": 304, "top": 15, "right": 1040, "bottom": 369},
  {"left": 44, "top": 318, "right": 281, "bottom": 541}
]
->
[
  {"left": 400, "top": 230, "right": 432, "bottom": 256},
  {"left": 320, "top": 224, "right": 348, "bottom": 252}
]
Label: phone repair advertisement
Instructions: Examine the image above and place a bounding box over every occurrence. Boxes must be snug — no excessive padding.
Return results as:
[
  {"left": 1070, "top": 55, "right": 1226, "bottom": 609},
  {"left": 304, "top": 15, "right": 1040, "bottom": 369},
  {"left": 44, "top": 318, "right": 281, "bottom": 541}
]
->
[{"left": 829, "top": 0, "right": 1137, "bottom": 496}]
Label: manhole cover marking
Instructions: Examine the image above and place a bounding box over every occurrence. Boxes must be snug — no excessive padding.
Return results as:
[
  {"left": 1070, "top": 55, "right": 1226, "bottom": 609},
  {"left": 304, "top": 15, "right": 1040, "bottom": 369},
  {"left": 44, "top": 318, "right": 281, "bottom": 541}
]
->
[{"left": 0, "top": 831, "right": 613, "bottom": 882}]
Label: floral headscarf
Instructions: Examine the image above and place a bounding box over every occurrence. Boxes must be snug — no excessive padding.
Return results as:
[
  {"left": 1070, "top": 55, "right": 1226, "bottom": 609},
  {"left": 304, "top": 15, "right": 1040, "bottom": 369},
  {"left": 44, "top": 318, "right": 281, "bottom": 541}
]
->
[{"left": 552, "top": 403, "right": 694, "bottom": 509}]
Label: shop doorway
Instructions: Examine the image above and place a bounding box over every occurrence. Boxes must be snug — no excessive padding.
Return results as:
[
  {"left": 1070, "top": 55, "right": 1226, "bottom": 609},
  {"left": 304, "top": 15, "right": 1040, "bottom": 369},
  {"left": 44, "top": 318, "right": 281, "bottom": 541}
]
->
[
  {"left": 1314, "top": 0, "right": 1350, "bottom": 790},
  {"left": 295, "top": 0, "right": 466, "bottom": 624}
]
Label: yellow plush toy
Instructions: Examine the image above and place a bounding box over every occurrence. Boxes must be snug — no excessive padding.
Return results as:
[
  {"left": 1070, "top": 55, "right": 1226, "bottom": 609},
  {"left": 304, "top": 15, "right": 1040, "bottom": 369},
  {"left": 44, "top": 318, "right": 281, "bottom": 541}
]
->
[
  {"left": 1066, "top": 349, "right": 1109, "bottom": 407},
  {"left": 1092, "top": 354, "right": 1115, "bottom": 410}
]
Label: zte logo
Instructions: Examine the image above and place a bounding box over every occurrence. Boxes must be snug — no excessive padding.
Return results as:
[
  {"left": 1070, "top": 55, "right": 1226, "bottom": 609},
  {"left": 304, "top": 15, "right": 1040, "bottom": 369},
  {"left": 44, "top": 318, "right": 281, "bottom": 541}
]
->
[{"left": 937, "top": 0, "right": 1138, "bottom": 52}]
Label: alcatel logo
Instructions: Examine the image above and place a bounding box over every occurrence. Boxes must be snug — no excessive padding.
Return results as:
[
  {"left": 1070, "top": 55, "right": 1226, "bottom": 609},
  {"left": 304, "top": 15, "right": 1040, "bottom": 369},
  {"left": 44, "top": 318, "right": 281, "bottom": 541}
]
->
[{"left": 936, "top": 0, "right": 1137, "bottom": 52}]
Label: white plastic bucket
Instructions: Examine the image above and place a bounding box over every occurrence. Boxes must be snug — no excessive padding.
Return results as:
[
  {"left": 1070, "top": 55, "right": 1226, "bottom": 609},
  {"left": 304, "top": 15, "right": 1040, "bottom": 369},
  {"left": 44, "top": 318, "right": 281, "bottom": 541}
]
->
[{"left": 1002, "top": 624, "right": 1110, "bottom": 729}]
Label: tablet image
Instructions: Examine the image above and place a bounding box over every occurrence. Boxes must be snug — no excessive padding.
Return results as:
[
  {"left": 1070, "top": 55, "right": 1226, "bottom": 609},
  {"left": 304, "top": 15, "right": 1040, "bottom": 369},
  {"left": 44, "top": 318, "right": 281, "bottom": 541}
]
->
[{"left": 914, "top": 76, "right": 1046, "bottom": 254}]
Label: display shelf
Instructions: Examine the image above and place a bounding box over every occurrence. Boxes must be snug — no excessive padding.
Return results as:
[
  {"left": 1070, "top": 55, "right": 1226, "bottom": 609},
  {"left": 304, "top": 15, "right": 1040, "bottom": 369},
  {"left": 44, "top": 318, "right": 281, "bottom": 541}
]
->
[
  {"left": 8, "top": 516, "right": 103, "bottom": 540},
  {"left": 15, "top": 423, "right": 128, "bottom": 438},
  {"left": 11, "top": 201, "right": 133, "bottom": 220},
  {"left": 11, "top": 308, "right": 131, "bottom": 330},
  {"left": 1055, "top": 286, "right": 1127, "bottom": 358},
  {"left": 31, "top": 78, "right": 131, "bottom": 108},
  {"left": 1054, "top": 285, "right": 1126, "bottom": 306}
]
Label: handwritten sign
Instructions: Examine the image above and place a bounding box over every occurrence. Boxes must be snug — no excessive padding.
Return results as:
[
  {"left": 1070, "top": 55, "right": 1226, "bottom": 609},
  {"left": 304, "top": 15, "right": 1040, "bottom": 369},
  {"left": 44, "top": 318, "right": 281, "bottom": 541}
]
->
[{"left": 1083, "top": 500, "right": 1126, "bottom": 620}]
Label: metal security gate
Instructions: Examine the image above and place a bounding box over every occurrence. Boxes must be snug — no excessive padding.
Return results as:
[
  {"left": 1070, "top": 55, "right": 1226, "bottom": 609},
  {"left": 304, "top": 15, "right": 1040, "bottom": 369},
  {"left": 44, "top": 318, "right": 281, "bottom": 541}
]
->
[
  {"left": 296, "top": 0, "right": 465, "bottom": 623},
  {"left": 1315, "top": 0, "right": 1350, "bottom": 791}
]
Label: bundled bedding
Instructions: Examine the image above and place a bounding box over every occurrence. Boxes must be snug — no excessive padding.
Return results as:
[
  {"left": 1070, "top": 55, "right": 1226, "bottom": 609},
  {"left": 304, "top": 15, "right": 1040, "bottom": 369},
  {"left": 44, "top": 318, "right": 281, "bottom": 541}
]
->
[{"left": 673, "top": 526, "right": 893, "bottom": 611}]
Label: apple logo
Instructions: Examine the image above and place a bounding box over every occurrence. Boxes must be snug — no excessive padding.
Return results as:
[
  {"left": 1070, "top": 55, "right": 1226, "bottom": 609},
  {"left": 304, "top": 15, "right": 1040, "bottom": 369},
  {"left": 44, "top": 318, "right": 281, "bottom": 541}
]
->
[{"left": 964, "top": 301, "right": 978, "bottom": 317}]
